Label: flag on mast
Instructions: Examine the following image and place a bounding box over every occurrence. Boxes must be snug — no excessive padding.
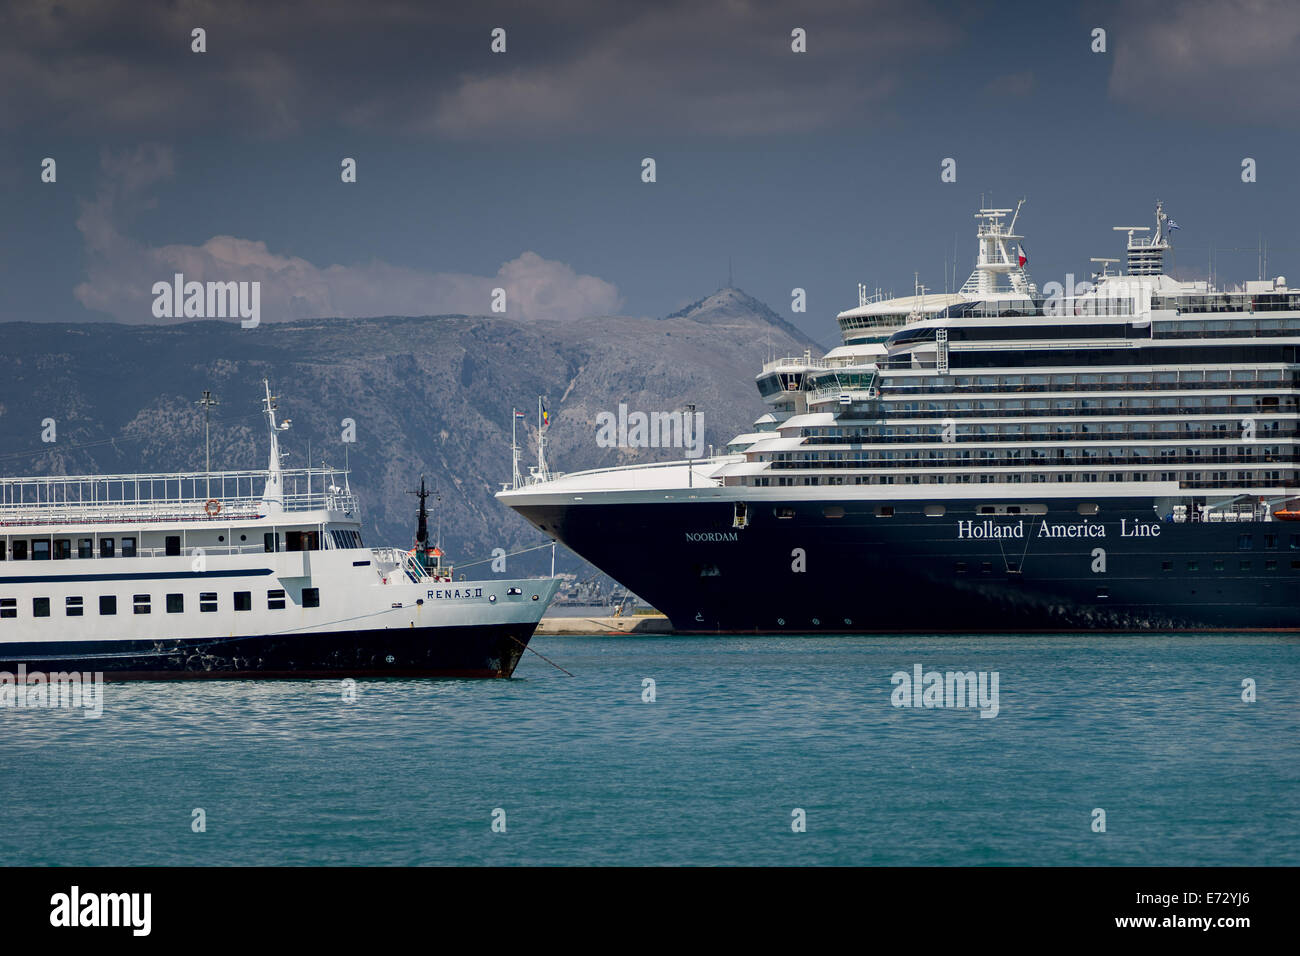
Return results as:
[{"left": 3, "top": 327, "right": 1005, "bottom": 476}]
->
[
  {"left": 1018, "top": 244, "right": 1028, "bottom": 268},
  {"left": 541, "top": 401, "right": 550, "bottom": 427}
]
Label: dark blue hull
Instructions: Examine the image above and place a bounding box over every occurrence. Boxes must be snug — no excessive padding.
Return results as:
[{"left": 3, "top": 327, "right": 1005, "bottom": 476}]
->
[
  {"left": 0, "top": 623, "right": 537, "bottom": 679},
  {"left": 513, "top": 496, "right": 1300, "bottom": 632}
]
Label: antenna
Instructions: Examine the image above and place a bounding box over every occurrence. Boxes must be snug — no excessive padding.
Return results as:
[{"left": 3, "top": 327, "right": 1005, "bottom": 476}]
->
[
  {"left": 1008, "top": 197, "right": 1025, "bottom": 235},
  {"left": 407, "top": 477, "right": 443, "bottom": 574},
  {"left": 685, "top": 403, "right": 696, "bottom": 488},
  {"left": 536, "top": 396, "right": 551, "bottom": 482},
  {"left": 1113, "top": 206, "right": 1166, "bottom": 276},
  {"left": 1090, "top": 257, "right": 1120, "bottom": 279},
  {"left": 259, "top": 379, "right": 289, "bottom": 513},
  {"left": 409, "top": 476, "right": 431, "bottom": 549},
  {"left": 195, "top": 389, "right": 219, "bottom": 497},
  {"left": 510, "top": 408, "right": 524, "bottom": 489}
]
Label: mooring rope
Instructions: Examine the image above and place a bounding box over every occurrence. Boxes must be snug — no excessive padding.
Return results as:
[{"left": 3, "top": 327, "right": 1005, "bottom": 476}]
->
[
  {"left": 455, "top": 541, "right": 556, "bottom": 571},
  {"left": 508, "top": 634, "right": 574, "bottom": 677}
]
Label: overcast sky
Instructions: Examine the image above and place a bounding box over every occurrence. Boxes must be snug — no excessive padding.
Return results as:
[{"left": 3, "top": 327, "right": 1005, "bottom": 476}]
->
[{"left": 2, "top": 0, "right": 1298, "bottom": 344}]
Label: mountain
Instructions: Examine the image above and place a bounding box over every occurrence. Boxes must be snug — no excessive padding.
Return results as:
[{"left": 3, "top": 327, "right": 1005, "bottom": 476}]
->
[
  {"left": 0, "top": 289, "right": 824, "bottom": 578},
  {"left": 665, "top": 287, "right": 821, "bottom": 349}
]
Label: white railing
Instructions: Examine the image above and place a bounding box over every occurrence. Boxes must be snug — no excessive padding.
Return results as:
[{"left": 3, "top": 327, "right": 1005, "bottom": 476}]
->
[
  {"left": 369, "top": 547, "right": 428, "bottom": 583},
  {"left": 132, "top": 543, "right": 271, "bottom": 558},
  {"left": 761, "top": 356, "right": 834, "bottom": 373},
  {"left": 509, "top": 454, "right": 744, "bottom": 491},
  {"left": 0, "top": 468, "right": 358, "bottom": 525},
  {"left": 809, "top": 387, "right": 876, "bottom": 404}
]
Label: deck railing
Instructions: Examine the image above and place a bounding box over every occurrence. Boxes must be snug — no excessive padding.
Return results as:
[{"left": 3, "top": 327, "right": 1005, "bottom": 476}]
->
[
  {"left": 0, "top": 468, "right": 358, "bottom": 525},
  {"left": 761, "top": 356, "right": 834, "bottom": 373},
  {"left": 369, "top": 547, "right": 429, "bottom": 583}
]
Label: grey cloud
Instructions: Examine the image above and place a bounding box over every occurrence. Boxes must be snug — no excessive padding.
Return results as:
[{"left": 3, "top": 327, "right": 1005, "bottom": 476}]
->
[
  {"left": 983, "top": 71, "right": 1035, "bottom": 99},
  {"left": 1, "top": 0, "right": 961, "bottom": 138},
  {"left": 1107, "top": 0, "right": 1300, "bottom": 125}
]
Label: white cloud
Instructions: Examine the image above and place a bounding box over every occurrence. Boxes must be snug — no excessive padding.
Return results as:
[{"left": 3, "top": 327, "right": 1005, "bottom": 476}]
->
[{"left": 73, "top": 147, "right": 622, "bottom": 323}]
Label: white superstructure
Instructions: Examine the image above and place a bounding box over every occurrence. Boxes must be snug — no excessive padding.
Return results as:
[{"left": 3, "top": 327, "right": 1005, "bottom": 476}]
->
[{"left": 1, "top": 382, "right": 558, "bottom": 678}]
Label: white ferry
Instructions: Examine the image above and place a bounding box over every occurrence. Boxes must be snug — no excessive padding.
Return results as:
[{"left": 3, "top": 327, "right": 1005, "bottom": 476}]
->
[{"left": 0, "top": 383, "right": 558, "bottom": 677}]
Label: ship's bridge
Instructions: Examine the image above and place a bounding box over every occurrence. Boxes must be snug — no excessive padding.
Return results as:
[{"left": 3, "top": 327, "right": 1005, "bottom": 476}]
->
[
  {"left": 836, "top": 293, "right": 965, "bottom": 345},
  {"left": 756, "top": 352, "right": 830, "bottom": 400}
]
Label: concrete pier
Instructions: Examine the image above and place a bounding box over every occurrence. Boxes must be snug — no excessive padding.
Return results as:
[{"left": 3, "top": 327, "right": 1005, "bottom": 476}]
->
[{"left": 535, "top": 614, "right": 672, "bottom": 635}]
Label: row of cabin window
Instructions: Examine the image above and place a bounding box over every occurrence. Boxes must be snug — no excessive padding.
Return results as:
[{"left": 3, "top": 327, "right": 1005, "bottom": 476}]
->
[
  {"left": 753, "top": 471, "right": 1292, "bottom": 486},
  {"left": 0, "top": 588, "right": 319, "bottom": 618},
  {"left": 1, "top": 537, "right": 139, "bottom": 560},
  {"left": 0, "top": 529, "right": 352, "bottom": 561},
  {"left": 956, "top": 559, "right": 1300, "bottom": 573}
]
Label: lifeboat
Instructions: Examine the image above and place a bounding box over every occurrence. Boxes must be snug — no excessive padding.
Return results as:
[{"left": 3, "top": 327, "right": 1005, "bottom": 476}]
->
[{"left": 1272, "top": 500, "right": 1300, "bottom": 520}]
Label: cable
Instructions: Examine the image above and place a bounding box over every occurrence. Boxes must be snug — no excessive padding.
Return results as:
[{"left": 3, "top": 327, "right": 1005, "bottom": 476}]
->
[
  {"left": 507, "top": 634, "right": 574, "bottom": 677},
  {"left": 454, "top": 540, "right": 556, "bottom": 571}
]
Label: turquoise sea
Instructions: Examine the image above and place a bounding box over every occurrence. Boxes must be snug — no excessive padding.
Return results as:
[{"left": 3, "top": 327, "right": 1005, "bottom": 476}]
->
[{"left": 2, "top": 634, "right": 1297, "bottom": 866}]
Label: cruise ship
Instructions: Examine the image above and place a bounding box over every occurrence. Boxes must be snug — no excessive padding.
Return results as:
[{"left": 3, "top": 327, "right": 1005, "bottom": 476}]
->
[
  {"left": 0, "top": 383, "right": 559, "bottom": 677},
  {"left": 499, "top": 201, "right": 1300, "bottom": 632}
]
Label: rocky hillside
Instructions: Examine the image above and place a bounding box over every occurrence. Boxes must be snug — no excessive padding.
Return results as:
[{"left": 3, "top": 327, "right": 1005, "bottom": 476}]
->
[{"left": 0, "top": 288, "right": 822, "bottom": 578}]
